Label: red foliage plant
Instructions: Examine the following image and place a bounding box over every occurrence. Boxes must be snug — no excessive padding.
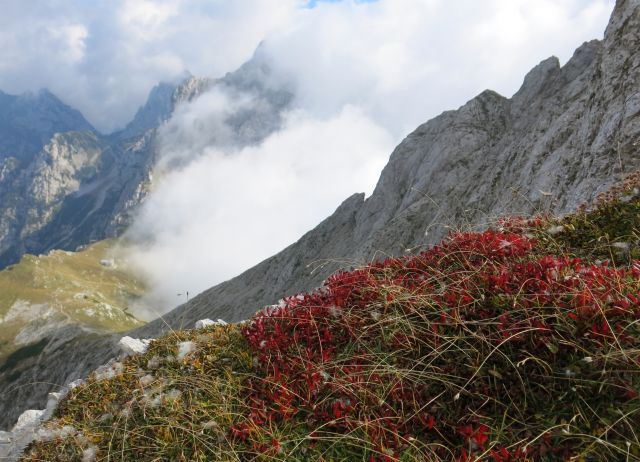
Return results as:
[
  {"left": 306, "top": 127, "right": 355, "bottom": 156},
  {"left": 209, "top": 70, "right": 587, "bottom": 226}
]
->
[{"left": 235, "top": 224, "right": 640, "bottom": 461}]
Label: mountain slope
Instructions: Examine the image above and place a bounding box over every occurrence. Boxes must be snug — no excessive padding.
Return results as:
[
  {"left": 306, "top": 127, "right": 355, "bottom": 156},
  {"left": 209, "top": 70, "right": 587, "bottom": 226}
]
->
[
  {"left": 136, "top": 0, "right": 640, "bottom": 333},
  {"left": 1, "top": 0, "right": 638, "bottom": 432},
  {"left": 18, "top": 176, "right": 640, "bottom": 461},
  {"left": 0, "top": 240, "right": 145, "bottom": 363}
]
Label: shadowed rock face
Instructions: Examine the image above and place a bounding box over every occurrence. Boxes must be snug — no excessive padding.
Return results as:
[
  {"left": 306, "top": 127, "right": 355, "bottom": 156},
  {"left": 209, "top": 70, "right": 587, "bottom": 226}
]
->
[{"left": 1, "top": 0, "right": 639, "bottom": 431}]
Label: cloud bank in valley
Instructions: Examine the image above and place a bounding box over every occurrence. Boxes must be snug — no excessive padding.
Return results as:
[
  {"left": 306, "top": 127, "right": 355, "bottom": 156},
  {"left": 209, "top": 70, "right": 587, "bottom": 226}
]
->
[
  {"left": 0, "top": 0, "right": 616, "bottom": 317},
  {"left": 124, "top": 103, "right": 393, "bottom": 318}
]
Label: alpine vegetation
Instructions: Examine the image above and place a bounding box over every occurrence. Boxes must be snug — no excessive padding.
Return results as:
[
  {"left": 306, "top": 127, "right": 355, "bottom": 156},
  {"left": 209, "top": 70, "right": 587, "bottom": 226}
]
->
[{"left": 20, "top": 176, "right": 640, "bottom": 461}]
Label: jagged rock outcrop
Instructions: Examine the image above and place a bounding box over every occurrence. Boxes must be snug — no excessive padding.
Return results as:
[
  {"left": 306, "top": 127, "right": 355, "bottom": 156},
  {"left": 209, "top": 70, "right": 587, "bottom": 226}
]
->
[
  {"left": 1, "top": 0, "right": 638, "bottom": 432},
  {"left": 114, "top": 81, "right": 178, "bottom": 141}
]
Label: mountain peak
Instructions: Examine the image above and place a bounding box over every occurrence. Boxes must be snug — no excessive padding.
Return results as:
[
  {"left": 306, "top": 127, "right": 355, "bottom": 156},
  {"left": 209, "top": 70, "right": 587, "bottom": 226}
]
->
[
  {"left": 0, "top": 88, "right": 95, "bottom": 162},
  {"left": 605, "top": 0, "right": 640, "bottom": 39},
  {"left": 511, "top": 56, "right": 561, "bottom": 114},
  {"left": 115, "top": 81, "right": 179, "bottom": 140}
]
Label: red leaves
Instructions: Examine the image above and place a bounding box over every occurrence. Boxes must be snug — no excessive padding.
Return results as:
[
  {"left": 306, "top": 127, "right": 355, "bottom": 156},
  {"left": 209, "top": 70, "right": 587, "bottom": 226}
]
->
[
  {"left": 490, "top": 446, "right": 529, "bottom": 462},
  {"left": 331, "top": 398, "right": 352, "bottom": 419},
  {"left": 234, "top": 227, "right": 640, "bottom": 458},
  {"left": 458, "top": 424, "right": 488, "bottom": 450},
  {"left": 473, "top": 425, "right": 489, "bottom": 449}
]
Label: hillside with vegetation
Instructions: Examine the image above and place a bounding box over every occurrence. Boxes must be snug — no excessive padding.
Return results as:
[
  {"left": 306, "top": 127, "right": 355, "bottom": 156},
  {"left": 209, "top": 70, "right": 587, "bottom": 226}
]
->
[
  {"left": 0, "top": 240, "right": 145, "bottom": 363},
  {"left": 2, "top": 0, "right": 638, "bottom": 433},
  {"left": 20, "top": 175, "right": 640, "bottom": 461}
]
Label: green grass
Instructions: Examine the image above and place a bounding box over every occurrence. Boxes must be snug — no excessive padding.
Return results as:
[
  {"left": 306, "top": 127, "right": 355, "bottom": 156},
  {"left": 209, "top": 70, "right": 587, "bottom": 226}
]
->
[
  {"left": 0, "top": 240, "right": 146, "bottom": 361},
  {"left": 24, "top": 326, "right": 252, "bottom": 461}
]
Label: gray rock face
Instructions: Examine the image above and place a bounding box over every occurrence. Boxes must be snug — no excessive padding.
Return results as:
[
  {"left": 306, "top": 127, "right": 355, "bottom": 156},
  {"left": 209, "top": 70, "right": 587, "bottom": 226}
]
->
[
  {"left": 0, "top": 89, "right": 95, "bottom": 163},
  {"left": 114, "top": 81, "right": 178, "bottom": 140},
  {"left": 0, "top": 132, "right": 107, "bottom": 263},
  {"left": 1, "top": 0, "right": 638, "bottom": 432}
]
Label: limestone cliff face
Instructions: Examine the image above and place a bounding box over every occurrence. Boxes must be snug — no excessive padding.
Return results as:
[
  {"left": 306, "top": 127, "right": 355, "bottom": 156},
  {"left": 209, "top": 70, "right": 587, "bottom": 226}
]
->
[
  {"left": 1, "top": 0, "right": 638, "bottom": 431},
  {"left": 0, "top": 133, "right": 105, "bottom": 262}
]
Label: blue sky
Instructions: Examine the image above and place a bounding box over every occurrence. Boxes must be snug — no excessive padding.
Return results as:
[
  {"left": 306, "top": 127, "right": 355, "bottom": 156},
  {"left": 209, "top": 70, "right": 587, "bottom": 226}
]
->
[{"left": 307, "top": 0, "right": 376, "bottom": 7}]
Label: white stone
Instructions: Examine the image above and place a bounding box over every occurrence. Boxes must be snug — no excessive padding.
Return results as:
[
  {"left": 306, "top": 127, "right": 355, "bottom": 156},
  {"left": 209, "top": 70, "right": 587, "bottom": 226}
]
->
[
  {"left": 195, "top": 319, "right": 216, "bottom": 329},
  {"left": 118, "top": 336, "right": 151, "bottom": 356},
  {"left": 82, "top": 445, "right": 97, "bottom": 462},
  {"left": 195, "top": 318, "right": 228, "bottom": 329},
  {"left": 139, "top": 374, "right": 154, "bottom": 387},
  {"left": 11, "top": 409, "right": 44, "bottom": 432},
  {"left": 0, "top": 431, "right": 11, "bottom": 444},
  {"left": 546, "top": 225, "right": 565, "bottom": 235},
  {"left": 177, "top": 341, "right": 196, "bottom": 361},
  {"left": 68, "top": 379, "right": 85, "bottom": 389},
  {"left": 147, "top": 355, "right": 161, "bottom": 369},
  {"left": 43, "top": 389, "right": 67, "bottom": 420},
  {"left": 94, "top": 361, "right": 123, "bottom": 381}
]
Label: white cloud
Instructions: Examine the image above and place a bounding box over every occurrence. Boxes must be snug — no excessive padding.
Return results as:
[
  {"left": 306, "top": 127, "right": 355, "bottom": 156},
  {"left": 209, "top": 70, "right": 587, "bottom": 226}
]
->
[
  {"left": 46, "top": 24, "right": 88, "bottom": 63},
  {"left": 0, "top": 0, "right": 614, "bottom": 133},
  {"left": 123, "top": 105, "right": 393, "bottom": 318},
  {"left": 261, "top": 0, "right": 615, "bottom": 137},
  {"left": 0, "top": 0, "right": 299, "bottom": 132},
  {"left": 119, "top": 0, "right": 177, "bottom": 35}
]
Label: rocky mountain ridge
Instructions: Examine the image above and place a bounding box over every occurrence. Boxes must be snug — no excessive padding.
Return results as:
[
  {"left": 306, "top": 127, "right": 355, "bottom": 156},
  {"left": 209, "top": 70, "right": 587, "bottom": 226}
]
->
[
  {"left": 0, "top": 0, "right": 638, "bottom": 432},
  {"left": 0, "top": 89, "right": 94, "bottom": 164}
]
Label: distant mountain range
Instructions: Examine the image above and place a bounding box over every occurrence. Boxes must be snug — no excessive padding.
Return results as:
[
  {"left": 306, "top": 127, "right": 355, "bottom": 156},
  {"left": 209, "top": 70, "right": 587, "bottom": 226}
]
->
[
  {"left": 0, "top": 0, "right": 639, "bottom": 433},
  {"left": 0, "top": 47, "right": 294, "bottom": 270}
]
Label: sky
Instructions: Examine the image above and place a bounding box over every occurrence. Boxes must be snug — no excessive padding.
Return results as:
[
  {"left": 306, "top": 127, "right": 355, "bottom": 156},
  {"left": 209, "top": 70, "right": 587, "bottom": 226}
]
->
[
  {"left": 0, "top": 0, "right": 614, "bottom": 134},
  {"left": 0, "top": 0, "right": 617, "bottom": 317}
]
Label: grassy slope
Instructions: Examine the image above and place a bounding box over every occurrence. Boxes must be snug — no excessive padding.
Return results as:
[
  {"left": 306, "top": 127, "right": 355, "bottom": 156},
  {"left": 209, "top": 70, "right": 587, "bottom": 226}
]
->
[
  {"left": 21, "top": 178, "right": 640, "bottom": 462},
  {"left": 0, "top": 240, "right": 145, "bottom": 361}
]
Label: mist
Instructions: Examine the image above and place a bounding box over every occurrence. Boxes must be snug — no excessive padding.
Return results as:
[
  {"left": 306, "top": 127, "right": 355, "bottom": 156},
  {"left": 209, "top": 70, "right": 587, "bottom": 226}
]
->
[{"left": 123, "top": 104, "right": 392, "bottom": 319}]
